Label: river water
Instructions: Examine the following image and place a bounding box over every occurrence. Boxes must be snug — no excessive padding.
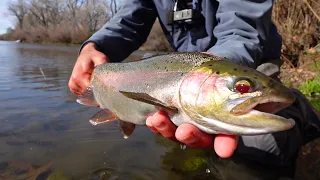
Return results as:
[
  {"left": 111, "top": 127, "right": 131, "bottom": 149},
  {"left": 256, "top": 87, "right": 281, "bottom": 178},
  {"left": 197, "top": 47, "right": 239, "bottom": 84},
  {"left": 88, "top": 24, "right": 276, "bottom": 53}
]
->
[
  {"left": 0, "top": 41, "right": 318, "bottom": 180},
  {"left": 0, "top": 41, "right": 214, "bottom": 179}
]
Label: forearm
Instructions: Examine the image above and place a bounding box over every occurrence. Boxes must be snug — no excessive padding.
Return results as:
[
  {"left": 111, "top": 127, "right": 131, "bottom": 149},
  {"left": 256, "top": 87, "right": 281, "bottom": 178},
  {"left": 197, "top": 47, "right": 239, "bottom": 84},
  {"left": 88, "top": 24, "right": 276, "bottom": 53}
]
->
[
  {"left": 208, "top": 0, "right": 275, "bottom": 68},
  {"left": 80, "top": 0, "right": 157, "bottom": 62}
]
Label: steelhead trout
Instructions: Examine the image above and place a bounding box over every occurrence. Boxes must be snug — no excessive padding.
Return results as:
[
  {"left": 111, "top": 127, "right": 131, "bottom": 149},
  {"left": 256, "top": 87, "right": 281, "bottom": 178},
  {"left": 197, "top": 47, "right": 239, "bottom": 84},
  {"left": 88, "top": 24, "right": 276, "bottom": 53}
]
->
[{"left": 77, "top": 52, "right": 296, "bottom": 138}]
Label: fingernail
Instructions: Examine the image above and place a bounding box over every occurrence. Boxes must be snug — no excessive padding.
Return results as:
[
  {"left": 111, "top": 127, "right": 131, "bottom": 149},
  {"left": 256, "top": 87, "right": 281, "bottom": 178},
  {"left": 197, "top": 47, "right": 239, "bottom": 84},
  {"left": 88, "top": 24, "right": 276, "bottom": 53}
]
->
[
  {"left": 180, "top": 131, "right": 197, "bottom": 144},
  {"left": 146, "top": 118, "right": 152, "bottom": 127},
  {"left": 184, "top": 136, "right": 197, "bottom": 144},
  {"left": 154, "top": 122, "right": 165, "bottom": 130}
]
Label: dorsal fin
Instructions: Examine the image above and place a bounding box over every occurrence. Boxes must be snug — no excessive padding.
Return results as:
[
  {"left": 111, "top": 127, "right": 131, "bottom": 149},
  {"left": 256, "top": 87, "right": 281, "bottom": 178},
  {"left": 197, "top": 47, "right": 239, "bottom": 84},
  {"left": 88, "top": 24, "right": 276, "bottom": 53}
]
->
[
  {"left": 141, "top": 52, "right": 157, "bottom": 59},
  {"left": 140, "top": 52, "right": 170, "bottom": 60},
  {"left": 76, "top": 86, "right": 99, "bottom": 107}
]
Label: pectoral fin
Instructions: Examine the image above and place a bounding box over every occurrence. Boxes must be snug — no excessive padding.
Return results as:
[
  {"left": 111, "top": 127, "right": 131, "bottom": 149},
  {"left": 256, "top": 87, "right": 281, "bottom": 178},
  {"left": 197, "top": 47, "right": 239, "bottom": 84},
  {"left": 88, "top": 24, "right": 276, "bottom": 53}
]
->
[
  {"left": 119, "top": 121, "right": 136, "bottom": 139},
  {"left": 119, "top": 91, "right": 178, "bottom": 113},
  {"left": 89, "top": 109, "right": 118, "bottom": 125},
  {"left": 77, "top": 86, "right": 99, "bottom": 107}
]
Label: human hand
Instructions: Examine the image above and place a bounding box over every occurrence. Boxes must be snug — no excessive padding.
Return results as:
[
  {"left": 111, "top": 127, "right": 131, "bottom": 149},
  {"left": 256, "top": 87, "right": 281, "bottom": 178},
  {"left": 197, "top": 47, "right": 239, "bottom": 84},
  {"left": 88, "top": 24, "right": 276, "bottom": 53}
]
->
[
  {"left": 145, "top": 51, "right": 238, "bottom": 158},
  {"left": 68, "top": 42, "right": 109, "bottom": 95},
  {"left": 146, "top": 112, "right": 238, "bottom": 158}
]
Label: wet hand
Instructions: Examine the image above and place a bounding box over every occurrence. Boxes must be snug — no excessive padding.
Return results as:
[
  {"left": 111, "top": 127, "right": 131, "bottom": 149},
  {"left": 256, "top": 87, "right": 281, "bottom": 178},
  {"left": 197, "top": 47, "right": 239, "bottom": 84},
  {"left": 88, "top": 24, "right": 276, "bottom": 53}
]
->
[
  {"left": 68, "top": 42, "right": 108, "bottom": 95},
  {"left": 146, "top": 111, "right": 238, "bottom": 158}
]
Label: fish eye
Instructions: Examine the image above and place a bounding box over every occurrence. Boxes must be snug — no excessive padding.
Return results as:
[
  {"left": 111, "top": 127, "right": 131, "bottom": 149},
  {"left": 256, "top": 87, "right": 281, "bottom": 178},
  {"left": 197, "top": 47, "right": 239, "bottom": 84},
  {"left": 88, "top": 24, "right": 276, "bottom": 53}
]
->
[{"left": 234, "top": 79, "right": 252, "bottom": 94}]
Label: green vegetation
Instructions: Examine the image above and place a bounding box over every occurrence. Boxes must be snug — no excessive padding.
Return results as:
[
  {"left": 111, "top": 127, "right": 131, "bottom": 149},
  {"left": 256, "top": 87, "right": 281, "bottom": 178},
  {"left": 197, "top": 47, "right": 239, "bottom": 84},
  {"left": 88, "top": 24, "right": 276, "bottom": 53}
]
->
[
  {"left": 1, "top": 0, "right": 320, "bottom": 54},
  {"left": 1, "top": 0, "right": 320, "bottom": 111},
  {"left": 310, "top": 99, "right": 320, "bottom": 111},
  {"left": 299, "top": 76, "right": 320, "bottom": 96},
  {"left": 178, "top": 156, "right": 208, "bottom": 172},
  {"left": 47, "top": 171, "right": 71, "bottom": 180},
  {"left": 297, "top": 75, "right": 320, "bottom": 111}
]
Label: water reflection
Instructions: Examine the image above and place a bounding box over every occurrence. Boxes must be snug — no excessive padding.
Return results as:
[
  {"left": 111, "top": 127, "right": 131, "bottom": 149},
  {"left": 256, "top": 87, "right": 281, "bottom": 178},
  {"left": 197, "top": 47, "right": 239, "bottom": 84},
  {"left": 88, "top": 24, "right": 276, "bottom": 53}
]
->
[{"left": 0, "top": 41, "right": 317, "bottom": 179}]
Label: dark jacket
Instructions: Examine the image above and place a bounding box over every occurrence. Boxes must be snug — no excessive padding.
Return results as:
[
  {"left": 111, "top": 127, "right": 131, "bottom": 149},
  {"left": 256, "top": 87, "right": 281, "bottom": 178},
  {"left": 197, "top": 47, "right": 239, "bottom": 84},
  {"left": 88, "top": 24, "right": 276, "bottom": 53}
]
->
[
  {"left": 82, "top": 0, "right": 282, "bottom": 68},
  {"left": 82, "top": 0, "right": 320, "bottom": 175}
]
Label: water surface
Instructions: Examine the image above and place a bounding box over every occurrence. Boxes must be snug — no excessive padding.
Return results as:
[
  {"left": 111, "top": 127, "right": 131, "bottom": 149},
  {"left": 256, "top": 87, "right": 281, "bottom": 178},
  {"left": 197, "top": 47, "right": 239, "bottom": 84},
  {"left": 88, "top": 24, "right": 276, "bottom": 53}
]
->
[
  {"left": 0, "top": 41, "right": 318, "bottom": 180},
  {"left": 0, "top": 41, "right": 215, "bottom": 179}
]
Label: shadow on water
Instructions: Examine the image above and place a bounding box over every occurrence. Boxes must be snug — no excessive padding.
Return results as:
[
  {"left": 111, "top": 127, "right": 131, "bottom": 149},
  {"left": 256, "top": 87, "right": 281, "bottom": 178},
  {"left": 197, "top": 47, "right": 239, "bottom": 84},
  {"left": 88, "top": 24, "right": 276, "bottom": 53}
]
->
[{"left": 0, "top": 41, "right": 319, "bottom": 179}]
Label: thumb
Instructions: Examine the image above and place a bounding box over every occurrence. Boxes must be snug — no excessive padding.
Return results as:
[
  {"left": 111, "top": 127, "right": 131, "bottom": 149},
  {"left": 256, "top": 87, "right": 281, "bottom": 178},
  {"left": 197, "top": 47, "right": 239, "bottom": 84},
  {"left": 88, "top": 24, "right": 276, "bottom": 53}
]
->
[{"left": 214, "top": 135, "right": 238, "bottom": 158}]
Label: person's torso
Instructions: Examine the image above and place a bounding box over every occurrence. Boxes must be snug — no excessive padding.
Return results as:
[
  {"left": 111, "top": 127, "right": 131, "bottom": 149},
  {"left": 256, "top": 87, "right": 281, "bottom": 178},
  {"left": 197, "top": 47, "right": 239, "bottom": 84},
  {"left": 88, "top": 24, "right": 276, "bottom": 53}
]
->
[{"left": 152, "top": 0, "right": 282, "bottom": 62}]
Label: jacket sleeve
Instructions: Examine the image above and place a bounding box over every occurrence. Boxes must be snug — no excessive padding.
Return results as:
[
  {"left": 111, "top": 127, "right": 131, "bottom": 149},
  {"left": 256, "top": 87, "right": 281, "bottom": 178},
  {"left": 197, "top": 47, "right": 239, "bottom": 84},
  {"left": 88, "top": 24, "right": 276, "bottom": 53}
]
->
[
  {"left": 207, "top": 0, "right": 274, "bottom": 68},
  {"left": 80, "top": 0, "right": 157, "bottom": 62}
]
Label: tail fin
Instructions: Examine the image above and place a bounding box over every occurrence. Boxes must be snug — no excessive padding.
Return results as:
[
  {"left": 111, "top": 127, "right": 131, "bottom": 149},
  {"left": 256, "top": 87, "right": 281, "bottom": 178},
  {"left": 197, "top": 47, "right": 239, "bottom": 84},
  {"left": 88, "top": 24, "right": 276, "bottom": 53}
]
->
[{"left": 76, "top": 86, "right": 99, "bottom": 107}]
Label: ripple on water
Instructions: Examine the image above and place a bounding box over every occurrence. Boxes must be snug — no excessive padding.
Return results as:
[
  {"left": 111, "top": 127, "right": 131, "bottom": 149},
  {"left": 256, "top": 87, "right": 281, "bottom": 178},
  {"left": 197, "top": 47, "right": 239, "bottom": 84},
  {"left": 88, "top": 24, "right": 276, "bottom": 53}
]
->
[
  {"left": 0, "top": 42, "right": 184, "bottom": 179},
  {"left": 87, "top": 166, "right": 167, "bottom": 180}
]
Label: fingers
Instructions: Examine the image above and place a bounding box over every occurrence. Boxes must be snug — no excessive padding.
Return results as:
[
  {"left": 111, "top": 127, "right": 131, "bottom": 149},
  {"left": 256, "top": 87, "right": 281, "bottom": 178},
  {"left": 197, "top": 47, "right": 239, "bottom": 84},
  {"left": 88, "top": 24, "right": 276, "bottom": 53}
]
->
[
  {"left": 68, "top": 76, "right": 83, "bottom": 96},
  {"left": 175, "top": 124, "right": 213, "bottom": 148},
  {"left": 68, "top": 46, "right": 108, "bottom": 95},
  {"left": 147, "top": 111, "right": 239, "bottom": 158},
  {"left": 214, "top": 135, "right": 238, "bottom": 158},
  {"left": 146, "top": 111, "right": 177, "bottom": 140},
  {"left": 68, "top": 72, "right": 91, "bottom": 95},
  {"left": 146, "top": 112, "right": 213, "bottom": 148}
]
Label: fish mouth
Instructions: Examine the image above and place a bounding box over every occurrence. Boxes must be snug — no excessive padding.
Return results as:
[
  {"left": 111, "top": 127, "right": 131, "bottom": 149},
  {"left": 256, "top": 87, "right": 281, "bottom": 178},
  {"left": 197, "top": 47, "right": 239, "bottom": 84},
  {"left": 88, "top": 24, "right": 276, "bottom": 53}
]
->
[
  {"left": 253, "top": 102, "right": 288, "bottom": 114},
  {"left": 230, "top": 87, "right": 296, "bottom": 116},
  {"left": 187, "top": 91, "right": 296, "bottom": 135},
  {"left": 245, "top": 103, "right": 296, "bottom": 134},
  {"left": 223, "top": 89, "right": 297, "bottom": 134}
]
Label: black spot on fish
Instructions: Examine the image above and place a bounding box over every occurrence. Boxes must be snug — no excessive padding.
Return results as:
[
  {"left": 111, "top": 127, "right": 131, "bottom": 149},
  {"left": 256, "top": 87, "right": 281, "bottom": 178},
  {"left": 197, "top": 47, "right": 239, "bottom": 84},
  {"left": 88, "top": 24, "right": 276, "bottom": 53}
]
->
[
  {"left": 243, "top": 70, "right": 248, "bottom": 72},
  {"left": 181, "top": 73, "right": 184, "bottom": 76},
  {"left": 254, "top": 76, "right": 257, "bottom": 79},
  {"left": 216, "top": 71, "right": 220, "bottom": 74},
  {"left": 233, "top": 68, "right": 237, "bottom": 71},
  {"left": 208, "top": 64, "right": 212, "bottom": 66}
]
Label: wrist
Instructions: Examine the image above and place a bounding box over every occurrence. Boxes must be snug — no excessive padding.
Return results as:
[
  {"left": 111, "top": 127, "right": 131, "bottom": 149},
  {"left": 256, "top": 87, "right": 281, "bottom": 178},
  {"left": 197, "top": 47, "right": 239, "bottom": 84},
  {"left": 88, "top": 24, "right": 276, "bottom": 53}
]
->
[{"left": 82, "top": 42, "right": 98, "bottom": 52}]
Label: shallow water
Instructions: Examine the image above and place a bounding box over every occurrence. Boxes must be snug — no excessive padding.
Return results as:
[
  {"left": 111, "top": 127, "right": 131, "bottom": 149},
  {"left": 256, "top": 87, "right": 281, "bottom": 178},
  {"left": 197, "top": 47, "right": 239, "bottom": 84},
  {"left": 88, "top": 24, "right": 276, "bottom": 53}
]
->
[
  {"left": 0, "top": 41, "right": 215, "bottom": 179},
  {"left": 0, "top": 41, "right": 318, "bottom": 180}
]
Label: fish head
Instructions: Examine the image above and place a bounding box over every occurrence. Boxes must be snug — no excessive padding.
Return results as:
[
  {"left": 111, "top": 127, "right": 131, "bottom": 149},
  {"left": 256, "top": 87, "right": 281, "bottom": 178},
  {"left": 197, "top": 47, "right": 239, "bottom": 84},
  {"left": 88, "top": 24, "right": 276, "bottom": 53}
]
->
[{"left": 179, "top": 60, "right": 296, "bottom": 135}]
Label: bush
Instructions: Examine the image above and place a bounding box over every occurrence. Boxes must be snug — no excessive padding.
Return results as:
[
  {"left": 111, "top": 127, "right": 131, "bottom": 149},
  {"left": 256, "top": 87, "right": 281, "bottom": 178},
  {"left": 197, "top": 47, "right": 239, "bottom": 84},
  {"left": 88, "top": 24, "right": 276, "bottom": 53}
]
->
[
  {"left": 273, "top": 0, "right": 320, "bottom": 65},
  {"left": 48, "top": 26, "right": 72, "bottom": 44},
  {"left": 140, "top": 19, "right": 173, "bottom": 52}
]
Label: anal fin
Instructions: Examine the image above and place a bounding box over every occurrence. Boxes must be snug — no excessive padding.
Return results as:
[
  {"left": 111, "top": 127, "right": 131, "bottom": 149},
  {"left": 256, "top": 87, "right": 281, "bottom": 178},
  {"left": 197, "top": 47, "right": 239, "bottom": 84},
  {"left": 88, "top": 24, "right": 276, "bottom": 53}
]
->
[
  {"left": 77, "top": 86, "right": 99, "bottom": 107},
  {"left": 119, "top": 121, "right": 136, "bottom": 139},
  {"left": 89, "top": 109, "right": 118, "bottom": 125},
  {"left": 119, "top": 91, "right": 178, "bottom": 113}
]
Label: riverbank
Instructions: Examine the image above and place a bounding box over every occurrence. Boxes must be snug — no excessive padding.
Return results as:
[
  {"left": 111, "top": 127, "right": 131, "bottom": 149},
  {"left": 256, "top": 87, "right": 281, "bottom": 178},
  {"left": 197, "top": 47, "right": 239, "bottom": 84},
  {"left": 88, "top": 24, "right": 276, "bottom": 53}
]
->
[
  {"left": 280, "top": 50, "right": 320, "bottom": 110},
  {"left": 2, "top": 38, "right": 319, "bottom": 110}
]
